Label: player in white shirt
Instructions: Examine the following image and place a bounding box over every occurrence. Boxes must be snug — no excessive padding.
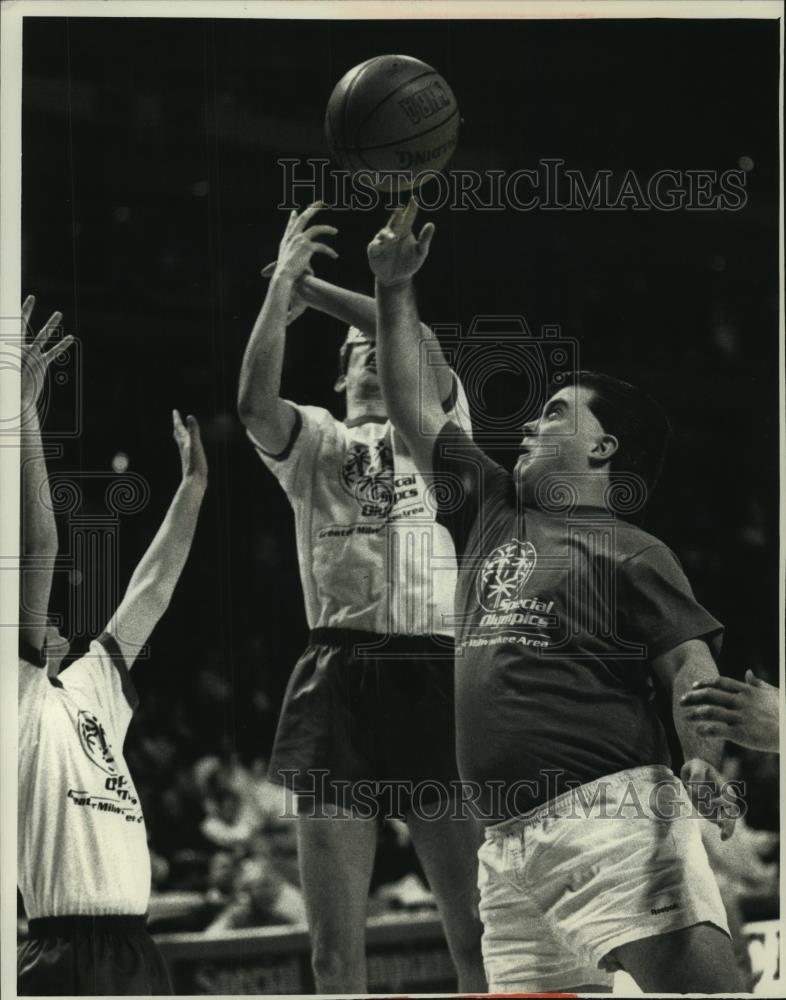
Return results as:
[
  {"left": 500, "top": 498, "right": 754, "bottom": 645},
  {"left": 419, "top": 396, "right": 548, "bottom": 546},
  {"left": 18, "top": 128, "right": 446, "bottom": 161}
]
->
[
  {"left": 238, "top": 204, "right": 485, "bottom": 993},
  {"left": 17, "top": 296, "right": 208, "bottom": 995}
]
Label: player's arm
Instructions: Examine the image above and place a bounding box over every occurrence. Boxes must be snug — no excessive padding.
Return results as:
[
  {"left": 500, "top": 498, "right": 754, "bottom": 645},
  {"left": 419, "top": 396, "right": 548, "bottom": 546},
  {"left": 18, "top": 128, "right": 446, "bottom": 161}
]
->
[
  {"left": 367, "top": 200, "right": 447, "bottom": 474},
  {"left": 285, "top": 271, "right": 456, "bottom": 407},
  {"left": 653, "top": 639, "right": 738, "bottom": 840},
  {"left": 260, "top": 258, "right": 455, "bottom": 407},
  {"left": 680, "top": 670, "right": 780, "bottom": 753},
  {"left": 104, "top": 410, "right": 207, "bottom": 668},
  {"left": 19, "top": 297, "right": 74, "bottom": 654},
  {"left": 237, "top": 203, "right": 337, "bottom": 454}
]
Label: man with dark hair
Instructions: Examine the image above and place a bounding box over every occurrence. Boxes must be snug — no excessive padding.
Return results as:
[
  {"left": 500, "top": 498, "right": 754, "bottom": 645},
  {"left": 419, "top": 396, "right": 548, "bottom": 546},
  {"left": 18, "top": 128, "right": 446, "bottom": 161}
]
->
[
  {"left": 367, "top": 202, "right": 743, "bottom": 995},
  {"left": 238, "top": 204, "right": 485, "bottom": 994},
  {"left": 552, "top": 370, "right": 672, "bottom": 497}
]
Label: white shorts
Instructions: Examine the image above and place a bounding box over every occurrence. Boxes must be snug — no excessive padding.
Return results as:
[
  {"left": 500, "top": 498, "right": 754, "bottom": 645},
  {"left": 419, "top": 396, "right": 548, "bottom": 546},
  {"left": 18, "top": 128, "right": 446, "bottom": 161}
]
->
[{"left": 477, "top": 765, "right": 730, "bottom": 993}]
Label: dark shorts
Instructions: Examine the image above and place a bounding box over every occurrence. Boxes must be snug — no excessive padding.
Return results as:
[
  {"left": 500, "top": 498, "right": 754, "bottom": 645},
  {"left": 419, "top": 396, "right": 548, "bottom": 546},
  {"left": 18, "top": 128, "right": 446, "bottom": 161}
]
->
[
  {"left": 17, "top": 915, "right": 172, "bottom": 996},
  {"left": 269, "top": 628, "right": 460, "bottom": 818}
]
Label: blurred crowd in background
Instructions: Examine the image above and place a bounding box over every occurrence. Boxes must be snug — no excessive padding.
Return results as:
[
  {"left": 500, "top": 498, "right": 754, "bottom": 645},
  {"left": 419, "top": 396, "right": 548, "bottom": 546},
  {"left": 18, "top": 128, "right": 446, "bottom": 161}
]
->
[{"left": 126, "top": 670, "right": 445, "bottom": 935}]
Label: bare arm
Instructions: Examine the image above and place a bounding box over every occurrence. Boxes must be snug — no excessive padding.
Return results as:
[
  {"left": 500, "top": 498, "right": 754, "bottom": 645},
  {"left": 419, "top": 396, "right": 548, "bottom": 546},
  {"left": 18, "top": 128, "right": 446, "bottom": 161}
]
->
[
  {"left": 654, "top": 638, "right": 725, "bottom": 767},
  {"left": 237, "top": 203, "right": 337, "bottom": 453},
  {"left": 259, "top": 265, "right": 455, "bottom": 406},
  {"left": 367, "top": 202, "right": 449, "bottom": 474},
  {"left": 298, "top": 275, "right": 455, "bottom": 406},
  {"left": 19, "top": 298, "right": 74, "bottom": 653},
  {"left": 105, "top": 411, "right": 207, "bottom": 668},
  {"left": 654, "top": 638, "right": 737, "bottom": 839}
]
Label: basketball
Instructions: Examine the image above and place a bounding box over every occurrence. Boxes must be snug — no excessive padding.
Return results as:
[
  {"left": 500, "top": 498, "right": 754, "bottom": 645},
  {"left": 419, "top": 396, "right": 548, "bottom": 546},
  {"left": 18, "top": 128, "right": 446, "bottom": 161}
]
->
[{"left": 325, "top": 55, "right": 459, "bottom": 190}]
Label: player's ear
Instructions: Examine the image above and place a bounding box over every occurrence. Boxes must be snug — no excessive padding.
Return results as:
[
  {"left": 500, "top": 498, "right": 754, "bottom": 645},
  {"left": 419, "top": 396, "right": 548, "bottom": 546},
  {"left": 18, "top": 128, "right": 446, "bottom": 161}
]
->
[
  {"left": 590, "top": 433, "right": 618, "bottom": 464},
  {"left": 334, "top": 373, "right": 347, "bottom": 393}
]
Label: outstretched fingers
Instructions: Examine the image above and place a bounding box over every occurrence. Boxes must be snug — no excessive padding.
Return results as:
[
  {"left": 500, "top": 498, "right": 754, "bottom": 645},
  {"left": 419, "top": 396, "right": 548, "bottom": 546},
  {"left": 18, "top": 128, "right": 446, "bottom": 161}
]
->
[
  {"left": 41, "top": 334, "right": 74, "bottom": 366},
  {"left": 385, "top": 197, "right": 420, "bottom": 236},
  {"left": 185, "top": 413, "right": 202, "bottom": 439},
  {"left": 32, "top": 311, "right": 63, "bottom": 351},
  {"left": 385, "top": 206, "right": 404, "bottom": 232},
  {"left": 21, "top": 295, "right": 36, "bottom": 333},
  {"left": 291, "top": 200, "right": 325, "bottom": 232},
  {"left": 400, "top": 196, "right": 419, "bottom": 233},
  {"left": 308, "top": 240, "right": 339, "bottom": 259},
  {"left": 303, "top": 224, "right": 338, "bottom": 240},
  {"left": 416, "top": 221, "right": 435, "bottom": 256}
]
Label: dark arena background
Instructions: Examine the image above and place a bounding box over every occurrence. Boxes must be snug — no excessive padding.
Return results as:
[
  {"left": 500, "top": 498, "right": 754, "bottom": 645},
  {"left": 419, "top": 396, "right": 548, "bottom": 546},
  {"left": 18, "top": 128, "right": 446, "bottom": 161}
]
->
[{"left": 19, "top": 12, "right": 780, "bottom": 994}]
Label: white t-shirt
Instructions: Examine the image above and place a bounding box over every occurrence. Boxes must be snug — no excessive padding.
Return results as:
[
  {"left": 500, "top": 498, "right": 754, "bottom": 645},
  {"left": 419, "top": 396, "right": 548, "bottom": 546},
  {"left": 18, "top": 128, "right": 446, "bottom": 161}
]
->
[
  {"left": 250, "top": 378, "right": 471, "bottom": 637},
  {"left": 18, "top": 637, "right": 150, "bottom": 918}
]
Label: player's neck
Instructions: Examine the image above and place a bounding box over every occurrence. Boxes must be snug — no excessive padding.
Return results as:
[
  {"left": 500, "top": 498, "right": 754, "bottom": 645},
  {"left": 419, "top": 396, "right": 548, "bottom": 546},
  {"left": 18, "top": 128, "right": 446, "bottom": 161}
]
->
[
  {"left": 524, "top": 471, "right": 613, "bottom": 513},
  {"left": 344, "top": 397, "right": 388, "bottom": 426}
]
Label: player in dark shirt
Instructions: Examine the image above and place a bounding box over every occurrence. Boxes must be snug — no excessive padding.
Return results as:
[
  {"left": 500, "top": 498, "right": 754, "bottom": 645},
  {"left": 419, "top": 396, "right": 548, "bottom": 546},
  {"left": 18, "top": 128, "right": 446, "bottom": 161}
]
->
[{"left": 366, "top": 201, "right": 744, "bottom": 994}]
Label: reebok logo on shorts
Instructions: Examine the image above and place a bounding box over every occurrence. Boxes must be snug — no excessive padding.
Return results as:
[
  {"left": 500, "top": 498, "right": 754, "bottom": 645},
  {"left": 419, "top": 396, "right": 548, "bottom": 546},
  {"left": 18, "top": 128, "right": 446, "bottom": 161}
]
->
[{"left": 651, "top": 901, "right": 680, "bottom": 915}]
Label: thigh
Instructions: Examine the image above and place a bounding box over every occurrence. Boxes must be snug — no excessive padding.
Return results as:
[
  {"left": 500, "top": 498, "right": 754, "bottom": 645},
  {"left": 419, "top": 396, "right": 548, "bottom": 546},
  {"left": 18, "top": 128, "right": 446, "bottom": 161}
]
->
[
  {"left": 296, "top": 807, "right": 378, "bottom": 949},
  {"left": 526, "top": 807, "right": 731, "bottom": 984},
  {"left": 406, "top": 809, "right": 483, "bottom": 942},
  {"left": 613, "top": 922, "right": 744, "bottom": 993},
  {"left": 476, "top": 833, "right": 610, "bottom": 993}
]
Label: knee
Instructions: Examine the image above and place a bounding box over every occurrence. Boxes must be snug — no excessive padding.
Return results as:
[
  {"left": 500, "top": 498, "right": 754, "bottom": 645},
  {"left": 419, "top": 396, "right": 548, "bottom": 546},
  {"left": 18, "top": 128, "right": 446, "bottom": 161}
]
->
[
  {"left": 447, "top": 909, "right": 485, "bottom": 967},
  {"left": 310, "top": 938, "right": 364, "bottom": 988}
]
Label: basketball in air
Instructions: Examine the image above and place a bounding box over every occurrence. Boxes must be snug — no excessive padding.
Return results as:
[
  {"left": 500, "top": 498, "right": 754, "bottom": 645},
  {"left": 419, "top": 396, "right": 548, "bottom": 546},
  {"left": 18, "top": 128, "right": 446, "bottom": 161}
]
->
[{"left": 325, "top": 55, "right": 459, "bottom": 190}]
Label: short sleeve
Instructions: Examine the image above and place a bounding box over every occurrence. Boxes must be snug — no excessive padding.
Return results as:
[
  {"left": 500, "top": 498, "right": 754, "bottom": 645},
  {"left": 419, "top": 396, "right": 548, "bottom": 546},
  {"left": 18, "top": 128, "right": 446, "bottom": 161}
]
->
[
  {"left": 18, "top": 656, "right": 49, "bottom": 750},
  {"left": 246, "top": 402, "right": 340, "bottom": 498},
  {"left": 617, "top": 544, "right": 724, "bottom": 660},
  {"left": 57, "top": 634, "right": 138, "bottom": 741},
  {"left": 431, "top": 422, "right": 511, "bottom": 557}
]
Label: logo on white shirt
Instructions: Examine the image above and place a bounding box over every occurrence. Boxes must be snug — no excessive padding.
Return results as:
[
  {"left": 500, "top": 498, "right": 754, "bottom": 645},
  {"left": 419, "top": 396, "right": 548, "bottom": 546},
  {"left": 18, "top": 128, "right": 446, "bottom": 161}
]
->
[
  {"left": 77, "top": 710, "right": 118, "bottom": 775},
  {"left": 341, "top": 439, "right": 395, "bottom": 517}
]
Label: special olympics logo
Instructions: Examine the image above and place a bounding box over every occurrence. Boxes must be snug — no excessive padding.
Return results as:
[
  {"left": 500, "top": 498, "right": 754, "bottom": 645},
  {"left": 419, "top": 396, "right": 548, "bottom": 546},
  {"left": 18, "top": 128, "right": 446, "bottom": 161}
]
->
[
  {"left": 341, "top": 439, "right": 394, "bottom": 517},
  {"left": 477, "top": 539, "right": 537, "bottom": 612},
  {"left": 76, "top": 710, "right": 118, "bottom": 775}
]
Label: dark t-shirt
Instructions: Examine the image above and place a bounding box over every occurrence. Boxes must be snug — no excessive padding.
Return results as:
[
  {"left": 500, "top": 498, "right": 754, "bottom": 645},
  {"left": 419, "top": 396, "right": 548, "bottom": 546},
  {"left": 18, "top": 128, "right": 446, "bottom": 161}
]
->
[{"left": 432, "top": 424, "right": 723, "bottom": 821}]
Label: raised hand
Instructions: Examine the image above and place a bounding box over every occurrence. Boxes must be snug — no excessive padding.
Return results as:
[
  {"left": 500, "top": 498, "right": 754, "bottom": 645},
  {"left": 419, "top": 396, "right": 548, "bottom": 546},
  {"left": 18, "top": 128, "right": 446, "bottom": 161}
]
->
[
  {"left": 367, "top": 198, "right": 435, "bottom": 287},
  {"left": 20, "top": 295, "right": 74, "bottom": 413},
  {"left": 681, "top": 671, "right": 780, "bottom": 753},
  {"left": 273, "top": 201, "right": 338, "bottom": 286},
  {"left": 172, "top": 410, "right": 208, "bottom": 486}
]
